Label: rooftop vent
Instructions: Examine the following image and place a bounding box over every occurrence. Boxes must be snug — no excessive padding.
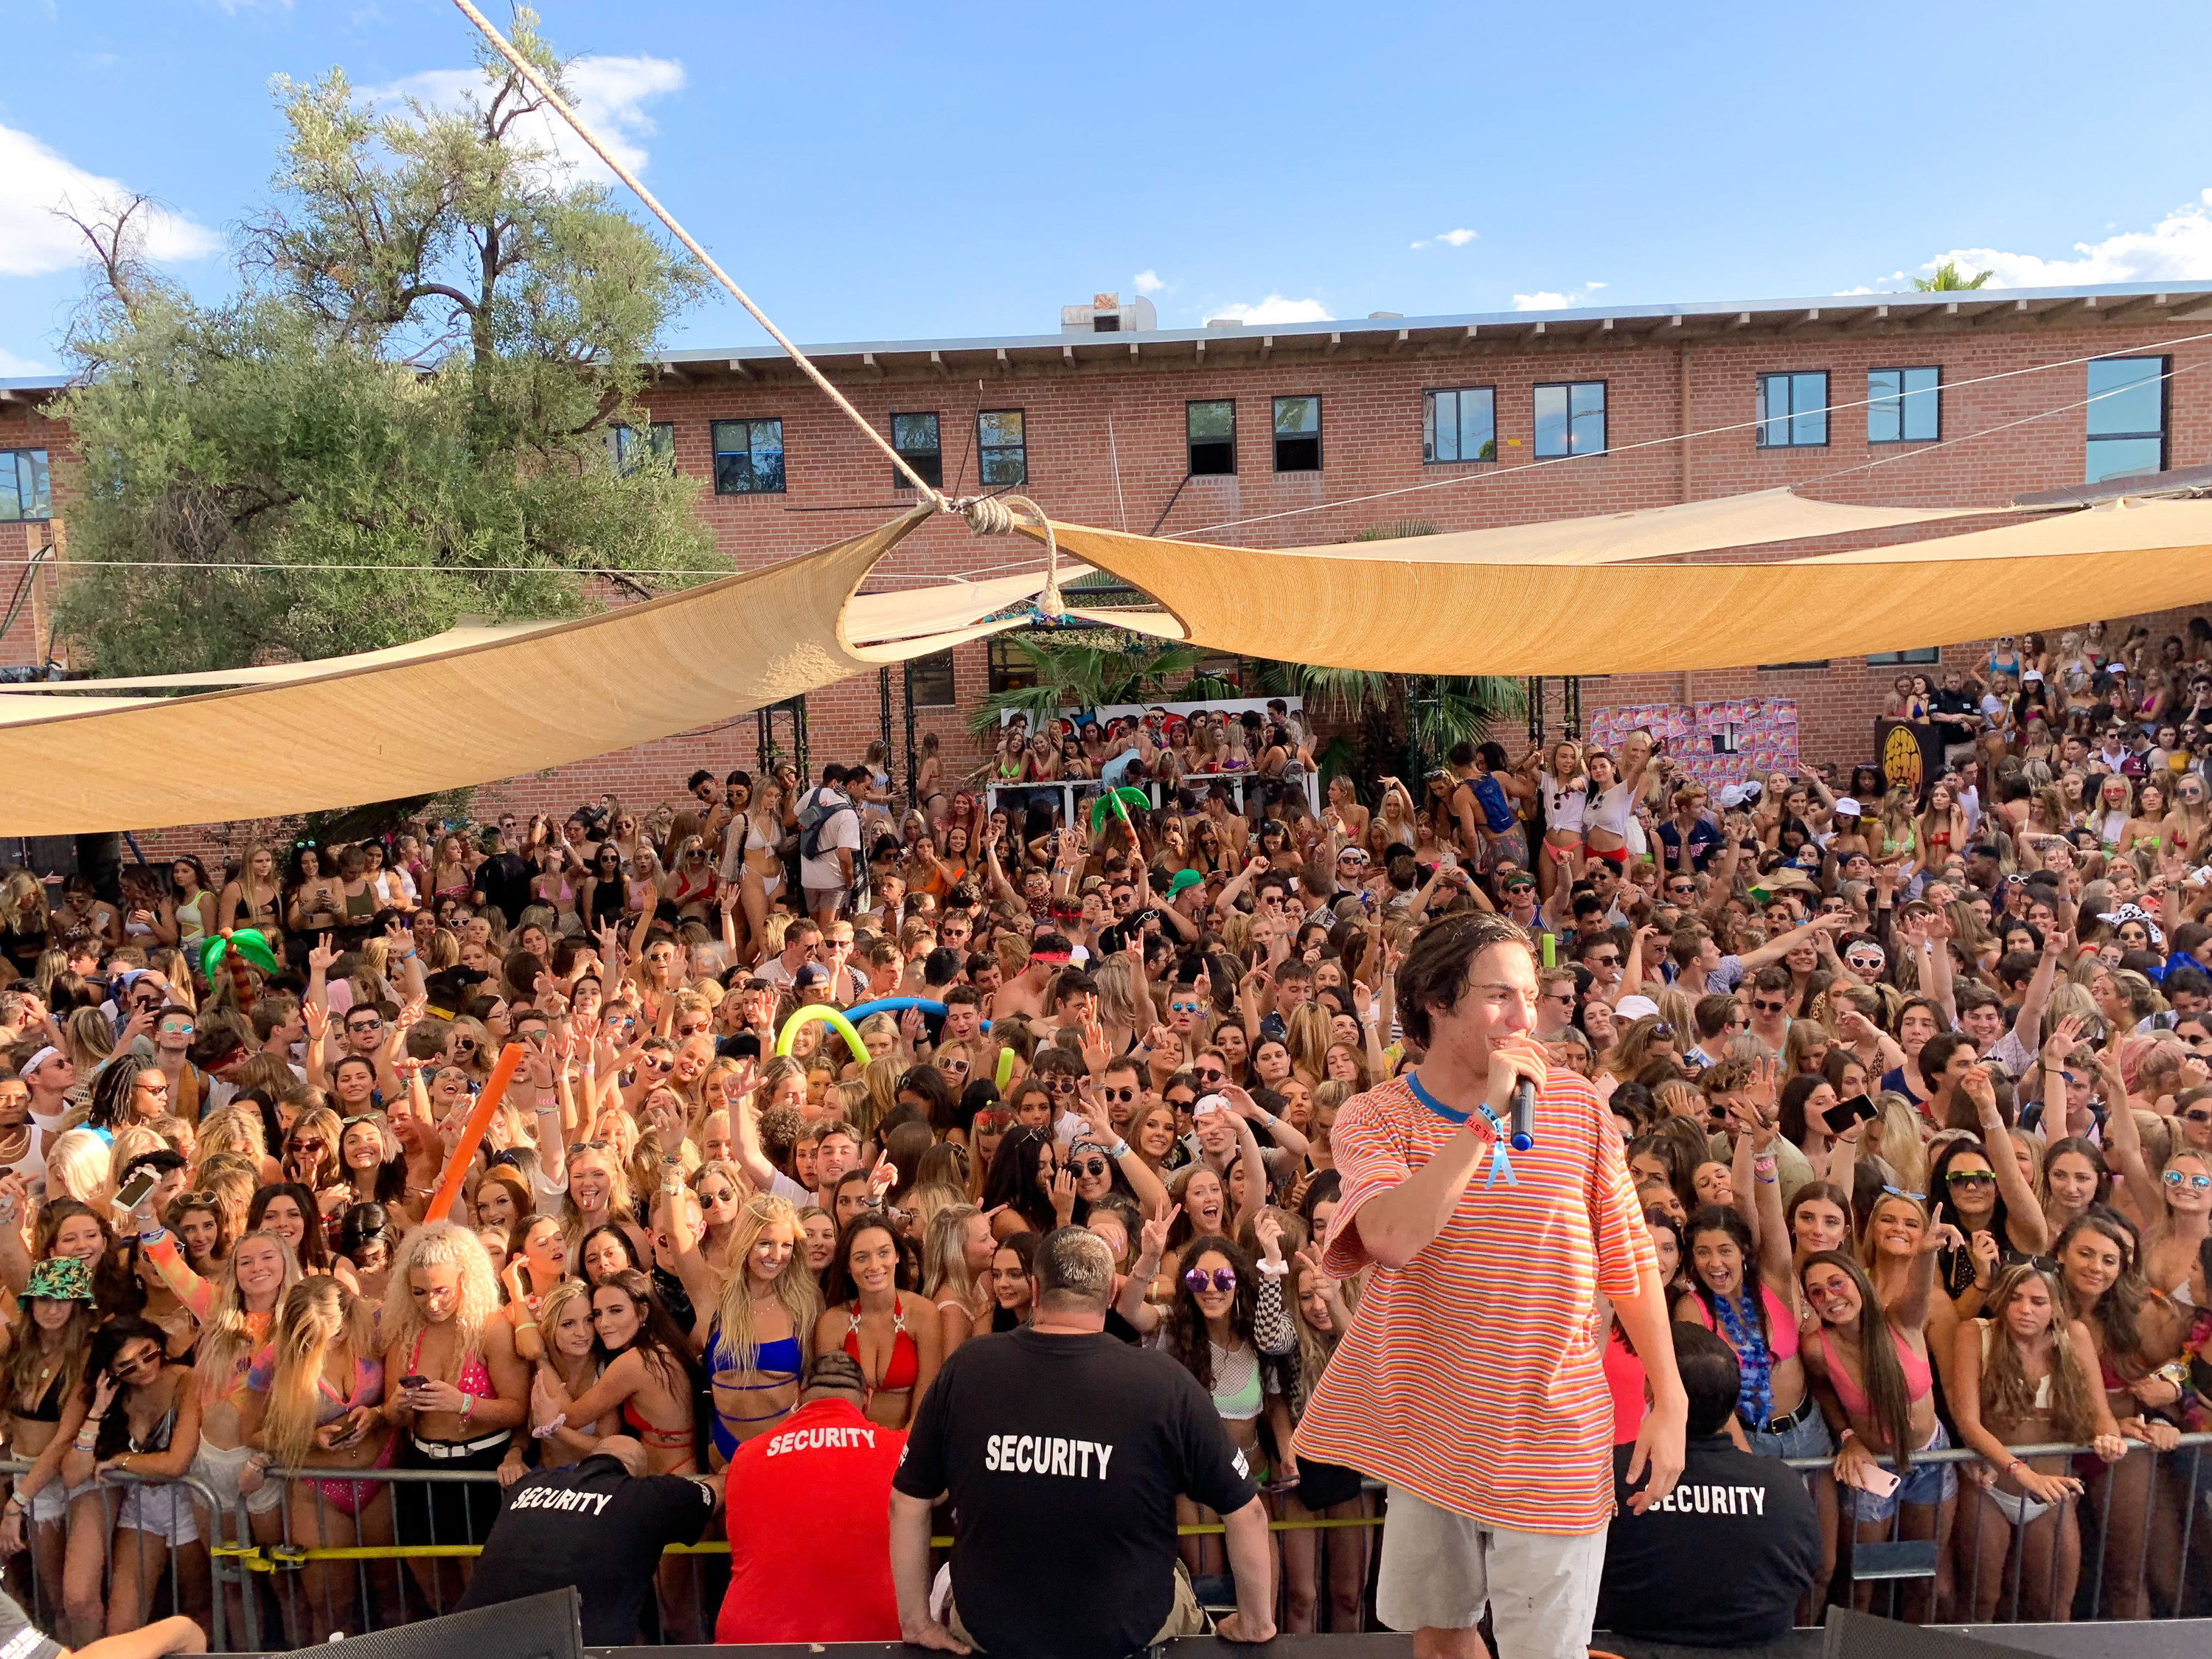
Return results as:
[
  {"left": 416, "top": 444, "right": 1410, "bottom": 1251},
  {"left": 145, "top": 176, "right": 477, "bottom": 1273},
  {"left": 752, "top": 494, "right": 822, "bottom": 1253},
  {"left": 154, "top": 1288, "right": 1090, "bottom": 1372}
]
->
[{"left": 1060, "top": 292, "right": 1157, "bottom": 336}]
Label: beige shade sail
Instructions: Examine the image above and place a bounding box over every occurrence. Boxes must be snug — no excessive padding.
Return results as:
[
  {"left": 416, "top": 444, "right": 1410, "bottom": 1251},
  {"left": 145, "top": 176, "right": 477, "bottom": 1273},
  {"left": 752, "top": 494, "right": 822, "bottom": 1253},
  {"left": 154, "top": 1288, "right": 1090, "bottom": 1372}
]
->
[
  {"left": 1180, "top": 486, "right": 2004, "bottom": 564},
  {"left": 0, "top": 508, "right": 932, "bottom": 835},
  {"left": 1040, "top": 495, "right": 2212, "bottom": 675}
]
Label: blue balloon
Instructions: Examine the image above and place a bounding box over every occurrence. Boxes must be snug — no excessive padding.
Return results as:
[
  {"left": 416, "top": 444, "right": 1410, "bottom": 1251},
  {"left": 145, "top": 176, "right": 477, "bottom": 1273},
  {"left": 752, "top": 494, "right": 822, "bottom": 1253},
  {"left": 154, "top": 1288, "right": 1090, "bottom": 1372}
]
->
[{"left": 843, "top": 997, "right": 990, "bottom": 1032}]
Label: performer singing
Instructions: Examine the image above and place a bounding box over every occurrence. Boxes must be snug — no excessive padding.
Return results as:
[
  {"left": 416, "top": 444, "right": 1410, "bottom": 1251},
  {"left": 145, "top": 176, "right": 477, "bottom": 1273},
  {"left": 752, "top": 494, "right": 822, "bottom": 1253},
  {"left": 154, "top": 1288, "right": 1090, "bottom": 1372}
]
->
[{"left": 1293, "top": 911, "right": 1686, "bottom": 1659}]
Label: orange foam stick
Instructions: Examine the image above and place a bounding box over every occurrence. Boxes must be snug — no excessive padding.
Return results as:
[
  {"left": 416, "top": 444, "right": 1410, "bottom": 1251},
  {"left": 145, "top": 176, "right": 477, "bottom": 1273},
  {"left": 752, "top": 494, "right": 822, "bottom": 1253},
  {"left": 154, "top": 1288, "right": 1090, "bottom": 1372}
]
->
[{"left": 424, "top": 1042, "right": 525, "bottom": 1222}]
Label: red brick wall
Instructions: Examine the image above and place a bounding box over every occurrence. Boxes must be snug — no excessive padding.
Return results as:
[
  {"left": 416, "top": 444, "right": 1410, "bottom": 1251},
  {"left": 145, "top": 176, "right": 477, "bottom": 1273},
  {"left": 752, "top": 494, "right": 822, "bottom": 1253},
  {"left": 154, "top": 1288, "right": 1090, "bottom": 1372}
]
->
[{"left": 7, "top": 313, "right": 2208, "bottom": 849}]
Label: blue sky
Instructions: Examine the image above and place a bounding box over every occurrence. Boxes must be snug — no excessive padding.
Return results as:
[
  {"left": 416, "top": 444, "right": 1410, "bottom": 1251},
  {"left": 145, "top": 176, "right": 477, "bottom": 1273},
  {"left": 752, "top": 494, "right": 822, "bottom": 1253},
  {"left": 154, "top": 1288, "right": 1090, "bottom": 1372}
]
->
[{"left": 4, "top": 0, "right": 2212, "bottom": 375}]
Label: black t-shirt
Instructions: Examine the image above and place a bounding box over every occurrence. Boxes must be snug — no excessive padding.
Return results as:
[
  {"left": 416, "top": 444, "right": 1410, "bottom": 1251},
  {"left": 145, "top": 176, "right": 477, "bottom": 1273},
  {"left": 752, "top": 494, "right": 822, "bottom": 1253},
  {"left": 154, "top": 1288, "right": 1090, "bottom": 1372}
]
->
[
  {"left": 474, "top": 851, "right": 535, "bottom": 927},
  {"left": 893, "top": 1326, "right": 1256, "bottom": 1659},
  {"left": 453, "top": 1454, "right": 715, "bottom": 1645},
  {"left": 0, "top": 1587, "right": 63, "bottom": 1659},
  {"left": 1596, "top": 1438, "right": 1819, "bottom": 1647}
]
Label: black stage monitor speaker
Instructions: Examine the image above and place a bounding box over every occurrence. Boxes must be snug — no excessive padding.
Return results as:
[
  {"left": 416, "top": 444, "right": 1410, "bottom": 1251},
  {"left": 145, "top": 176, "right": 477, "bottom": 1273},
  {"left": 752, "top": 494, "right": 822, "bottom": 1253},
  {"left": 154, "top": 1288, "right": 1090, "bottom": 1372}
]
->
[
  {"left": 281, "top": 1586, "right": 581, "bottom": 1659},
  {"left": 1823, "top": 1608, "right": 2017, "bottom": 1659}
]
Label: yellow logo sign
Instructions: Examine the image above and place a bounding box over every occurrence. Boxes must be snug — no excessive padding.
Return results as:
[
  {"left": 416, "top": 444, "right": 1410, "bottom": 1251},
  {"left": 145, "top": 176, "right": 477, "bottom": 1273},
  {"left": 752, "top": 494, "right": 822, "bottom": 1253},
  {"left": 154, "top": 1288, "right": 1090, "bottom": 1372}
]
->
[{"left": 1882, "top": 723, "right": 1924, "bottom": 798}]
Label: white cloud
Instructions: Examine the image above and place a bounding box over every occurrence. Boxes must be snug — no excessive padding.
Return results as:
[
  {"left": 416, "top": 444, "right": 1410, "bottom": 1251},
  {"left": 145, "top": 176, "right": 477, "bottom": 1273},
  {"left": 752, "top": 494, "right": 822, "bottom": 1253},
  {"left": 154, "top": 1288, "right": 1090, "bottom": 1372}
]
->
[
  {"left": 1512, "top": 280, "right": 1607, "bottom": 311},
  {"left": 365, "top": 54, "right": 686, "bottom": 185},
  {"left": 0, "top": 123, "right": 221, "bottom": 278},
  {"left": 1411, "top": 227, "right": 1478, "bottom": 251},
  {"left": 0, "top": 346, "right": 57, "bottom": 377},
  {"left": 1925, "top": 189, "right": 2212, "bottom": 288},
  {"left": 1134, "top": 268, "right": 1163, "bottom": 294},
  {"left": 1204, "top": 295, "right": 1332, "bottom": 325}
]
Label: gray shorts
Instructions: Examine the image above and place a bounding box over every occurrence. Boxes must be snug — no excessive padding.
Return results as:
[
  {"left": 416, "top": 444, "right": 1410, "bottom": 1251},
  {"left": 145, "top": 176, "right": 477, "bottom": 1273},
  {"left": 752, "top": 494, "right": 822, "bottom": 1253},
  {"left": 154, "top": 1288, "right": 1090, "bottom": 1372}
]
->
[{"left": 1375, "top": 1484, "right": 1606, "bottom": 1659}]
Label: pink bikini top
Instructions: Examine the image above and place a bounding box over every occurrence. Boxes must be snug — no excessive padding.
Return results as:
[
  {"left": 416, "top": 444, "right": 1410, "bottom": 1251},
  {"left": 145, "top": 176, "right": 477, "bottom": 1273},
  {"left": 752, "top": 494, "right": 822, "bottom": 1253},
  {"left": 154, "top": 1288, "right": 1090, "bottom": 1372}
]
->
[
  {"left": 408, "top": 1329, "right": 494, "bottom": 1401},
  {"left": 1816, "top": 1323, "right": 1931, "bottom": 1421}
]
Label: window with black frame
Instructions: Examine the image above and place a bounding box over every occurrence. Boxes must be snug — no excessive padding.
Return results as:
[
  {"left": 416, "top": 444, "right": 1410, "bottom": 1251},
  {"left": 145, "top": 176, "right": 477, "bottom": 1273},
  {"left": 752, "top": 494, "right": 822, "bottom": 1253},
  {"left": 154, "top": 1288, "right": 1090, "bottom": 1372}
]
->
[
  {"left": 891, "top": 412, "right": 943, "bottom": 490},
  {"left": 1424, "top": 388, "right": 1496, "bottom": 464},
  {"left": 978, "top": 411, "right": 1026, "bottom": 487},
  {"left": 1756, "top": 372, "right": 1828, "bottom": 448},
  {"left": 606, "top": 422, "right": 675, "bottom": 476},
  {"left": 1187, "top": 400, "right": 1235, "bottom": 475},
  {"left": 711, "top": 419, "right": 785, "bottom": 494},
  {"left": 2084, "top": 356, "right": 2168, "bottom": 484},
  {"left": 0, "top": 450, "right": 50, "bottom": 521},
  {"left": 906, "top": 649, "right": 956, "bottom": 707},
  {"left": 1533, "top": 382, "right": 1604, "bottom": 457},
  {"left": 1866, "top": 367, "right": 1939, "bottom": 444},
  {"left": 1272, "top": 396, "right": 1321, "bottom": 472}
]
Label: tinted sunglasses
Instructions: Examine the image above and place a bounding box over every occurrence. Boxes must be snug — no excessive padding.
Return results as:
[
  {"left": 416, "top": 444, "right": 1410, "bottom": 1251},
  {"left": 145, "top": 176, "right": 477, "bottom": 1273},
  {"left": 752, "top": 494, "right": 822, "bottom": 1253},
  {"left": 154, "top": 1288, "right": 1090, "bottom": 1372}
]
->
[
  {"left": 1183, "top": 1267, "right": 1237, "bottom": 1293},
  {"left": 1192, "top": 1067, "right": 1225, "bottom": 1084},
  {"left": 2163, "top": 1169, "right": 2212, "bottom": 1189},
  {"left": 1752, "top": 998, "right": 1788, "bottom": 1014},
  {"left": 1169, "top": 1001, "right": 1203, "bottom": 1015},
  {"left": 1099, "top": 1085, "right": 1138, "bottom": 1102},
  {"left": 1946, "top": 1171, "right": 1996, "bottom": 1188},
  {"left": 1072, "top": 1158, "right": 1110, "bottom": 1178}
]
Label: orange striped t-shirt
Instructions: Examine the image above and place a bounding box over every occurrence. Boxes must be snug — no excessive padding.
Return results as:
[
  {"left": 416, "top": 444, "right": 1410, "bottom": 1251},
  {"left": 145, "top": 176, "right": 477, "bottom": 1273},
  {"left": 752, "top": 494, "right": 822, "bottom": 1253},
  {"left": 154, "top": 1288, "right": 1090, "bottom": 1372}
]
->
[{"left": 1291, "top": 1068, "right": 1655, "bottom": 1534}]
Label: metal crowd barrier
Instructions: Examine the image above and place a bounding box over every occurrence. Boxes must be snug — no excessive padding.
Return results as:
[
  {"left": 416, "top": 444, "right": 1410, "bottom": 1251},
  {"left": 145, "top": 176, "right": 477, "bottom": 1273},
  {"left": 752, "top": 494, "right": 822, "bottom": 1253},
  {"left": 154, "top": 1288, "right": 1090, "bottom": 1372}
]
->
[
  {"left": 984, "top": 769, "right": 1324, "bottom": 827},
  {"left": 1774, "top": 1432, "right": 2211, "bottom": 1626},
  {"left": 4, "top": 1434, "right": 2206, "bottom": 1649},
  {"left": 0, "top": 1458, "right": 229, "bottom": 1651}
]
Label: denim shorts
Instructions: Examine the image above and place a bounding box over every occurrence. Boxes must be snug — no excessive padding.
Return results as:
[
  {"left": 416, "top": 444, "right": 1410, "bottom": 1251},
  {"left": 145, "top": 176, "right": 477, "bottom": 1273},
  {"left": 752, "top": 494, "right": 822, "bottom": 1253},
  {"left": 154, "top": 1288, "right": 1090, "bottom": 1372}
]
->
[
  {"left": 1839, "top": 1420, "right": 1958, "bottom": 1523},
  {"left": 1745, "top": 1398, "right": 1833, "bottom": 1464}
]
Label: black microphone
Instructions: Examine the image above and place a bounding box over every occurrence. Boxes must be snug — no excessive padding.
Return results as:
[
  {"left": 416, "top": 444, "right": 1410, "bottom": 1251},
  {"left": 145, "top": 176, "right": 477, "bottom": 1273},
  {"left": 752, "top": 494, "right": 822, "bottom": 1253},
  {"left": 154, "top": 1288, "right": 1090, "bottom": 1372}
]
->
[{"left": 1509, "top": 1075, "right": 1536, "bottom": 1152}]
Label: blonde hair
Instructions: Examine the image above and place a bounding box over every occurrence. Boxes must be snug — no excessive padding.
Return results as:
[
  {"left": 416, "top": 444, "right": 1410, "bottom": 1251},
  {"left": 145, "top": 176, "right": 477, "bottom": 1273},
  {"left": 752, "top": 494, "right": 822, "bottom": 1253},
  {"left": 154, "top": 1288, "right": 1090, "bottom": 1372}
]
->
[
  {"left": 559, "top": 1145, "right": 636, "bottom": 1244},
  {"left": 105, "top": 1125, "right": 165, "bottom": 1189},
  {"left": 63, "top": 1007, "right": 113, "bottom": 1077},
  {"left": 193, "top": 1104, "right": 270, "bottom": 1171},
  {"left": 195, "top": 1229, "right": 304, "bottom": 1405},
  {"left": 712, "top": 1194, "right": 819, "bottom": 1373},
  {"left": 45, "top": 1127, "right": 114, "bottom": 1208},
  {"left": 921, "top": 1202, "right": 983, "bottom": 1310},
  {"left": 532, "top": 1277, "right": 596, "bottom": 1359},
  {"left": 380, "top": 1221, "right": 501, "bottom": 1383},
  {"left": 262, "top": 1276, "right": 378, "bottom": 1467}
]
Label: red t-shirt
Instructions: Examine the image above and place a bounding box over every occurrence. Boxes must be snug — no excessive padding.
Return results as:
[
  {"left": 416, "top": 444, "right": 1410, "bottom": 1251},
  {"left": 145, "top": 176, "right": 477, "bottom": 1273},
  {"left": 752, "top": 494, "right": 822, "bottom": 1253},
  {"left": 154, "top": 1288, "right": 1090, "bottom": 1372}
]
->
[{"left": 715, "top": 1397, "right": 905, "bottom": 1644}]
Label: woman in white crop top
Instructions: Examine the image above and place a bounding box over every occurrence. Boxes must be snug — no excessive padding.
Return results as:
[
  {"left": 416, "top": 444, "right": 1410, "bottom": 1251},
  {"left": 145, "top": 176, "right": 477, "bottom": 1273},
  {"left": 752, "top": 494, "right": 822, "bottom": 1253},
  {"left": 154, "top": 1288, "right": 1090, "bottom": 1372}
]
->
[{"left": 1536, "top": 739, "right": 1587, "bottom": 902}]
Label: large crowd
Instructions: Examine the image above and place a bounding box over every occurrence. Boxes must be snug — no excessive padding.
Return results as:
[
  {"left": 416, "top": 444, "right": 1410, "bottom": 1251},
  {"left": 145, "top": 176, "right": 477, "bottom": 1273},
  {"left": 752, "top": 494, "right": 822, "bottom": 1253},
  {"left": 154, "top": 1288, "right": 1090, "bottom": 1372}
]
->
[{"left": 0, "top": 618, "right": 2206, "bottom": 1649}]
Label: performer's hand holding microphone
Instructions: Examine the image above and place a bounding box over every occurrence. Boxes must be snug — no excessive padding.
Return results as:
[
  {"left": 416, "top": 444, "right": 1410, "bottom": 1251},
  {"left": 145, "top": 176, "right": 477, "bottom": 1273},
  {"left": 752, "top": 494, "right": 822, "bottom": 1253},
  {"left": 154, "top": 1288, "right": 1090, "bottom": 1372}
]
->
[{"left": 1486, "top": 1032, "right": 1549, "bottom": 1152}]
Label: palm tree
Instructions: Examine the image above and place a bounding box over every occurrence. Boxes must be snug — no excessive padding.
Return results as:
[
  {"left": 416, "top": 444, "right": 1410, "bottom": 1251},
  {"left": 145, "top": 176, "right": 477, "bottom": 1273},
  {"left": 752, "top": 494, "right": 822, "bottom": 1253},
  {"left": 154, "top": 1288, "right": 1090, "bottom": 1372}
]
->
[
  {"left": 1273, "top": 667, "right": 1524, "bottom": 799},
  {"left": 965, "top": 632, "right": 1221, "bottom": 738},
  {"left": 1913, "top": 260, "right": 1992, "bottom": 291}
]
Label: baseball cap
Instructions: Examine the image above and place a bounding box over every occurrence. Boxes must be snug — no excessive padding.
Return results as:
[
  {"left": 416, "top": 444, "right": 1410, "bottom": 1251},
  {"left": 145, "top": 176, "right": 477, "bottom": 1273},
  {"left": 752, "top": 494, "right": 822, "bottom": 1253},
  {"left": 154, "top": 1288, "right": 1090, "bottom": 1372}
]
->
[
  {"left": 793, "top": 963, "right": 831, "bottom": 989},
  {"left": 1165, "top": 869, "right": 1206, "bottom": 900}
]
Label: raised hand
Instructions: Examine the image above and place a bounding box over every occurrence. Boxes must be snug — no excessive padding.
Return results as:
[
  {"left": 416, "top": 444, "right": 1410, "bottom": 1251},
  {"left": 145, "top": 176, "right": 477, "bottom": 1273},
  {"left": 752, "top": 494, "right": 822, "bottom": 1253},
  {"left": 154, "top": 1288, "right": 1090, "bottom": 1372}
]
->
[{"left": 1138, "top": 1203, "right": 1180, "bottom": 1262}]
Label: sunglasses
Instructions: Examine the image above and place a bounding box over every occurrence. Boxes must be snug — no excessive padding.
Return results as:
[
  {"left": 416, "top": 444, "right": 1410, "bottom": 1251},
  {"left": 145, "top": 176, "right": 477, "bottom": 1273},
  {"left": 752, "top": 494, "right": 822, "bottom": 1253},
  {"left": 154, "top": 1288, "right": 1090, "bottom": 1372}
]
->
[
  {"left": 1044, "top": 1077, "right": 1078, "bottom": 1094},
  {"left": 290, "top": 1137, "right": 327, "bottom": 1154},
  {"left": 2162, "top": 1169, "right": 2212, "bottom": 1189},
  {"left": 1169, "top": 1001, "right": 1203, "bottom": 1015},
  {"left": 1504, "top": 883, "right": 1535, "bottom": 896},
  {"left": 942, "top": 1059, "right": 970, "bottom": 1075},
  {"left": 1192, "top": 1067, "right": 1225, "bottom": 1084},
  {"left": 158, "top": 1020, "right": 195, "bottom": 1036},
  {"left": 347, "top": 1017, "right": 384, "bottom": 1032},
  {"left": 1099, "top": 1085, "right": 1138, "bottom": 1102},
  {"left": 1183, "top": 1267, "right": 1237, "bottom": 1293},
  {"left": 1946, "top": 1171, "right": 1996, "bottom": 1188},
  {"left": 1752, "top": 999, "right": 1788, "bottom": 1014},
  {"left": 1072, "top": 1158, "right": 1110, "bottom": 1178},
  {"left": 642, "top": 1057, "right": 673, "bottom": 1074},
  {"left": 1587, "top": 953, "right": 1621, "bottom": 968},
  {"left": 2181, "top": 1108, "right": 2212, "bottom": 1125},
  {"left": 114, "top": 1349, "right": 164, "bottom": 1374}
]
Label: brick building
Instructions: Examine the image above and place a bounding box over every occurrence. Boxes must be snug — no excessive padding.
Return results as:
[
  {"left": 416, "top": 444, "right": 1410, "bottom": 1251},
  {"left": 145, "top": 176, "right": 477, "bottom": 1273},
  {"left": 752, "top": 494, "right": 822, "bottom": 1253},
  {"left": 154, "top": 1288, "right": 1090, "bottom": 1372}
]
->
[{"left": 5, "top": 279, "right": 2212, "bottom": 839}]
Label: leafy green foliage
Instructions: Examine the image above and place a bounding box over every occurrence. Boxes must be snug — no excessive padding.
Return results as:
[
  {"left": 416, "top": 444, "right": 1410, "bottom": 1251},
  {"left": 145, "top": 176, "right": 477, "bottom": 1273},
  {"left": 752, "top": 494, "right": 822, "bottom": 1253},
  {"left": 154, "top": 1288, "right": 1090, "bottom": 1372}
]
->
[
  {"left": 1913, "top": 260, "right": 1992, "bottom": 291},
  {"left": 51, "top": 8, "right": 720, "bottom": 675}
]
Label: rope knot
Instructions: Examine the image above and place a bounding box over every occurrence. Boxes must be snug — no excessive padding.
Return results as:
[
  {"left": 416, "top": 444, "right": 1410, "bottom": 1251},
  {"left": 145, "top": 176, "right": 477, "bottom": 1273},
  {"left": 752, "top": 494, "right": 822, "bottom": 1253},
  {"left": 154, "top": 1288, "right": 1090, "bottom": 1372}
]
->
[{"left": 956, "top": 493, "right": 1062, "bottom": 618}]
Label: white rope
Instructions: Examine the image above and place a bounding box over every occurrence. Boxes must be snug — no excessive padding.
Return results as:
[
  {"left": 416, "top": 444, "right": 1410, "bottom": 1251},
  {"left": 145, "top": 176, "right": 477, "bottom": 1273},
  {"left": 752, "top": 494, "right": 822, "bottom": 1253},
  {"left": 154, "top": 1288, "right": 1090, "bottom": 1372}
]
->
[
  {"left": 446, "top": 0, "right": 947, "bottom": 509},
  {"left": 957, "top": 495, "right": 1062, "bottom": 614}
]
